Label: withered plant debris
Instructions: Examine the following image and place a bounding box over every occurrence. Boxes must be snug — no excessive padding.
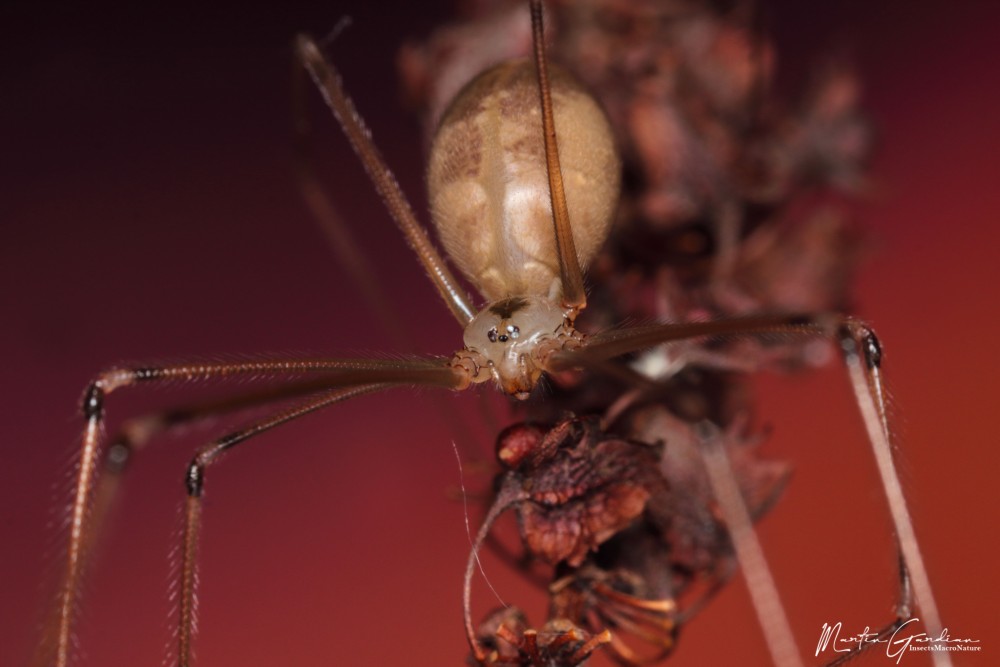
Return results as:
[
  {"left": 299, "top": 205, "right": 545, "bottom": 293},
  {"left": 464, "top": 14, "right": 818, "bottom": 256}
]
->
[{"left": 404, "top": 1, "right": 870, "bottom": 664}]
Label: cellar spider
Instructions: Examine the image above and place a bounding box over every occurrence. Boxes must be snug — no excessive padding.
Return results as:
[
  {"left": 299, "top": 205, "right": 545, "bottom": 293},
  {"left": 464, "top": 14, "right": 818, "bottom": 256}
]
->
[{"left": 34, "top": 1, "right": 950, "bottom": 666}]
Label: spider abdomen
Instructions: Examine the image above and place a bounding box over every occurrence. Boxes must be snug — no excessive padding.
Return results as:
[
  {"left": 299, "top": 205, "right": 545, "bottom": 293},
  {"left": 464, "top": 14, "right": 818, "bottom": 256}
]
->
[{"left": 428, "top": 59, "right": 620, "bottom": 302}]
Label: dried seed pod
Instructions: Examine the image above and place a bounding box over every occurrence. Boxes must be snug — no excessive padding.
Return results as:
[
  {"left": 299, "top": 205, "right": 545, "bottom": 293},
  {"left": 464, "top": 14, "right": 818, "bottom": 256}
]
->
[
  {"left": 495, "top": 417, "right": 667, "bottom": 567},
  {"left": 473, "top": 605, "right": 611, "bottom": 667}
]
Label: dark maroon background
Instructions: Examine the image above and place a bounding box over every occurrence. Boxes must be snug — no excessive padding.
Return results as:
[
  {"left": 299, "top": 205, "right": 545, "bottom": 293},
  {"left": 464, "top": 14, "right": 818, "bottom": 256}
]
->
[{"left": 2, "top": 2, "right": 997, "bottom": 666}]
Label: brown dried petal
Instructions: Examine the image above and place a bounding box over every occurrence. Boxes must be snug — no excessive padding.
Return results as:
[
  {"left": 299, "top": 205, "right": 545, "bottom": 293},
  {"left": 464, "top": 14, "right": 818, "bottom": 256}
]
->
[
  {"left": 521, "top": 481, "right": 651, "bottom": 566},
  {"left": 505, "top": 418, "right": 667, "bottom": 566}
]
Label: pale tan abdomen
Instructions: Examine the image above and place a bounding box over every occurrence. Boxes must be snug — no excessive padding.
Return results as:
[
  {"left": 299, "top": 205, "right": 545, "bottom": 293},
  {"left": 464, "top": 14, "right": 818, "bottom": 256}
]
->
[{"left": 427, "top": 59, "right": 620, "bottom": 302}]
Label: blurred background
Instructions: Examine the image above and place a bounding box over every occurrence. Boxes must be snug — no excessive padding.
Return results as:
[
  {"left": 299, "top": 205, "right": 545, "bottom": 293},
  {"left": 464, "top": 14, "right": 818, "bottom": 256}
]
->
[{"left": 2, "top": 1, "right": 997, "bottom": 665}]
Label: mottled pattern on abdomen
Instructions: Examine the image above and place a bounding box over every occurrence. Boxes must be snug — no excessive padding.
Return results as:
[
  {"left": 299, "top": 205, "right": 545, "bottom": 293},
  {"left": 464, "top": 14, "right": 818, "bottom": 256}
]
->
[{"left": 427, "top": 59, "right": 621, "bottom": 302}]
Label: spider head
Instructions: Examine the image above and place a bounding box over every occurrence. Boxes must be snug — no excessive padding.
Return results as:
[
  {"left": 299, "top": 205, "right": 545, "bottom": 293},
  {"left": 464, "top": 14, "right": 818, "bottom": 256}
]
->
[{"left": 463, "top": 296, "right": 571, "bottom": 399}]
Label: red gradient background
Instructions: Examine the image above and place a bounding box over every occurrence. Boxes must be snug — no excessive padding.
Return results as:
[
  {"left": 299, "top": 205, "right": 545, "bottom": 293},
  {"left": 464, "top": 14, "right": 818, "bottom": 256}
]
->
[{"left": 3, "top": 2, "right": 997, "bottom": 666}]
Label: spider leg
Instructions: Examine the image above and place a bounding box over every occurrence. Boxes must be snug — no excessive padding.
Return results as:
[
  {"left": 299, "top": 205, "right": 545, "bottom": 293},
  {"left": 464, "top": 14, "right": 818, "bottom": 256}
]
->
[
  {"left": 290, "top": 112, "right": 497, "bottom": 463},
  {"left": 528, "top": 0, "right": 585, "bottom": 313},
  {"left": 296, "top": 35, "right": 475, "bottom": 324},
  {"left": 292, "top": 51, "right": 408, "bottom": 345},
  {"left": 838, "top": 322, "right": 943, "bottom": 661},
  {"left": 47, "top": 356, "right": 465, "bottom": 667},
  {"left": 698, "top": 420, "right": 802, "bottom": 667},
  {"left": 294, "top": 33, "right": 507, "bottom": 463},
  {"left": 51, "top": 374, "right": 382, "bottom": 654},
  {"left": 547, "top": 313, "right": 949, "bottom": 667},
  {"left": 176, "top": 381, "right": 403, "bottom": 666}
]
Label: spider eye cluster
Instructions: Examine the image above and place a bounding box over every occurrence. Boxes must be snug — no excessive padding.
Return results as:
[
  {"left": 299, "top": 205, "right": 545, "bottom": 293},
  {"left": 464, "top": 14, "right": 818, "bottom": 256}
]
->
[
  {"left": 488, "top": 324, "right": 521, "bottom": 344},
  {"left": 463, "top": 296, "right": 565, "bottom": 362}
]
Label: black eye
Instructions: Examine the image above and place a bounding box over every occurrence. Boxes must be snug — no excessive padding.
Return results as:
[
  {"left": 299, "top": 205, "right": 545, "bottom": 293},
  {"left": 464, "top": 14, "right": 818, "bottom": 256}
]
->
[{"left": 487, "top": 328, "right": 498, "bottom": 343}]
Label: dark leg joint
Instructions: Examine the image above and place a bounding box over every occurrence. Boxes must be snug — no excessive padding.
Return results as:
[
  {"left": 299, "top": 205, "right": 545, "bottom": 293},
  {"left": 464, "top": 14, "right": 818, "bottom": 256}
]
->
[
  {"left": 185, "top": 460, "right": 205, "bottom": 497},
  {"left": 860, "top": 327, "right": 882, "bottom": 369},
  {"left": 82, "top": 382, "right": 105, "bottom": 419},
  {"left": 837, "top": 322, "right": 882, "bottom": 370}
]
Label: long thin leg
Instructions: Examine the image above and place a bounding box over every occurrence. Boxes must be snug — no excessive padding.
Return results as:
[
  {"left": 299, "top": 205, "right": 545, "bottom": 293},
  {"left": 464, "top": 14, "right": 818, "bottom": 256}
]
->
[
  {"left": 528, "top": 0, "right": 586, "bottom": 312},
  {"left": 699, "top": 418, "right": 916, "bottom": 667},
  {"left": 291, "top": 82, "right": 496, "bottom": 461},
  {"left": 176, "top": 383, "right": 390, "bottom": 666},
  {"left": 73, "top": 375, "right": 385, "bottom": 598},
  {"left": 839, "top": 322, "right": 945, "bottom": 655},
  {"left": 295, "top": 35, "right": 475, "bottom": 325},
  {"left": 547, "top": 313, "right": 949, "bottom": 666},
  {"left": 108, "top": 371, "right": 418, "bottom": 466},
  {"left": 49, "top": 356, "right": 464, "bottom": 667},
  {"left": 292, "top": 38, "right": 496, "bottom": 458},
  {"left": 292, "top": 55, "right": 406, "bottom": 344},
  {"left": 697, "top": 420, "right": 803, "bottom": 667},
  {"left": 552, "top": 313, "right": 833, "bottom": 366}
]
